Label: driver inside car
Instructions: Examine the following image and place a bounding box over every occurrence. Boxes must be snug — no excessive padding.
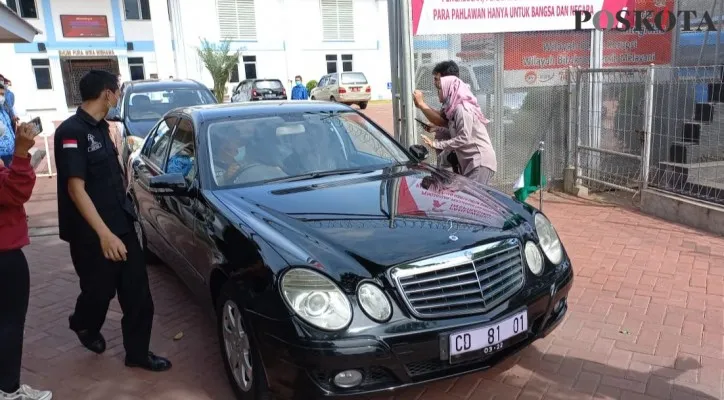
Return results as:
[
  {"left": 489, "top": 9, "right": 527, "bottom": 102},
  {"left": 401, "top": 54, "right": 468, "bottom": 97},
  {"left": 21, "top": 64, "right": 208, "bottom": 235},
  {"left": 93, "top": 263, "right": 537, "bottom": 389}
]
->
[{"left": 212, "top": 127, "right": 249, "bottom": 185}]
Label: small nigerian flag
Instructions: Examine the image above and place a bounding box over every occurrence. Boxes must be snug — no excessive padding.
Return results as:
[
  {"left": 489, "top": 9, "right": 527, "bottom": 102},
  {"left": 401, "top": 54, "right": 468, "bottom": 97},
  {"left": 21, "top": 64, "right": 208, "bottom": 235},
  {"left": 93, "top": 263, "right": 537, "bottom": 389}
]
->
[{"left": 513, "top": 149, "right": 545, "bottom": 202}]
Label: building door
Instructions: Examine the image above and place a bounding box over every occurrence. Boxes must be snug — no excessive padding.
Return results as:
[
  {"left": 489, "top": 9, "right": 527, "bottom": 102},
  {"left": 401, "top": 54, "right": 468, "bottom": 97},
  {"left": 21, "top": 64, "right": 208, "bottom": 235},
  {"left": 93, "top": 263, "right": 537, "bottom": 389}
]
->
[{"left": 61, "top": 57, "right": 120, "bottom": 106}]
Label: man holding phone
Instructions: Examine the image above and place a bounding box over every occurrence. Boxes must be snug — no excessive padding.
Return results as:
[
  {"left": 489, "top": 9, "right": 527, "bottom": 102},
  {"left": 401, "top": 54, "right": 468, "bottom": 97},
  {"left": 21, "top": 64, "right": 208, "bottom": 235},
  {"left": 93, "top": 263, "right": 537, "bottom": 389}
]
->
[{"left": 0, "top": 122, "right": 53, "bottom": 400}]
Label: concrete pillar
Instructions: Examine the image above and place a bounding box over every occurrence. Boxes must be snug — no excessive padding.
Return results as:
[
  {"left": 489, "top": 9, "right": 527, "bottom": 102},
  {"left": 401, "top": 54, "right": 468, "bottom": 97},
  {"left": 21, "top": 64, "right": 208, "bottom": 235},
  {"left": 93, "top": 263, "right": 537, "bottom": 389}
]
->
[
  {"left": 117, "top": 54, "right": 130, "bottom": 83},
  {"left": 48, "top": 55, "right": 68, "bottom": 115},
  {"left": 167, "top": 0, "right": 187, "bottom": 78},
  {"left": 150, "top": 0, "right": 175, "bottom": 78}
]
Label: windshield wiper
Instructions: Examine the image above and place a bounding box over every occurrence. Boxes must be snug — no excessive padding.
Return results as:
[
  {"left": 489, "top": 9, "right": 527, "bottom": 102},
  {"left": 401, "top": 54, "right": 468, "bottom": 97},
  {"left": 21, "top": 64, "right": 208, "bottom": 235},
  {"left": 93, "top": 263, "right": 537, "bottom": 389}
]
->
[{"left": 262, "top": 167, "right": 377, "bottom": 184}]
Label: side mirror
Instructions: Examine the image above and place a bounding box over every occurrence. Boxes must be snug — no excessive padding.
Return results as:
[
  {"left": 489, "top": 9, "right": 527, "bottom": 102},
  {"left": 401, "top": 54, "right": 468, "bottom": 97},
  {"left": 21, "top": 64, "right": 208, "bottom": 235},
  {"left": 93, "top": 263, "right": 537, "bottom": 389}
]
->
[
  {"left": 106, "top": 107, "right": 122, "bottom": 122},
  {"left": 149, "top": 173, "right": 189, "bottom": 196},
  {"left": 409, "top": 144, "right": 429, "bottom": 161}
]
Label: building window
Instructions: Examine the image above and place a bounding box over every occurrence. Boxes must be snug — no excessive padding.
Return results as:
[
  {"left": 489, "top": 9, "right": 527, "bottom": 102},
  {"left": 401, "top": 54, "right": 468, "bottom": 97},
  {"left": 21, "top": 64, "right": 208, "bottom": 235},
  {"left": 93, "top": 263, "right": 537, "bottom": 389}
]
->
[
  {"left": 217, "top": 0, "right": 257, "bottom": 41},
  {"left": 242, "top": 56, "right": 257, "bottom": 79},
  {"left": 320, "top": 0, "right": 353, "bottom": 41},
  {"left": 230, "top": 64, "right": 240, "bottom": 83},
  {"left": 325, "top": 54, "right": 337, "bottom": 74},
  {"left": 129, "top": 57, "right": 145, "bottom": 81},
  {"left": 341, "top": 54, "right": 353, "bottom": 72},
  {"left": 31, "top": 59, "right": 52, "bottom": 90},
  {"left": 7, "top": 0, "right": 38, "bottom": 18},
  {"left": 124, "top": 0, "right": 151, "bottom": 20}
]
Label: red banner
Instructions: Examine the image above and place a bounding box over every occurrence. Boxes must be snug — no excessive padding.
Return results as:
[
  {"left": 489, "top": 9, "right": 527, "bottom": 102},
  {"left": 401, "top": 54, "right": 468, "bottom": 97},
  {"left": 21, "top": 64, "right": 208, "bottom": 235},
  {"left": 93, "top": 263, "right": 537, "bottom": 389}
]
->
[{"left": 60, "top": 15, "right": 109, "bottom": 38}]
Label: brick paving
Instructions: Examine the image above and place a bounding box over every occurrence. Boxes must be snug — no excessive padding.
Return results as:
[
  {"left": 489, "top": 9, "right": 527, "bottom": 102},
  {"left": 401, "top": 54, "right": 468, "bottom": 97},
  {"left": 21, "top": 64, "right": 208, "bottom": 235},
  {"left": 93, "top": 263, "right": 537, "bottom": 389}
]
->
[{"left": 15, "top": 104, "right": 724, "bottom": 399}]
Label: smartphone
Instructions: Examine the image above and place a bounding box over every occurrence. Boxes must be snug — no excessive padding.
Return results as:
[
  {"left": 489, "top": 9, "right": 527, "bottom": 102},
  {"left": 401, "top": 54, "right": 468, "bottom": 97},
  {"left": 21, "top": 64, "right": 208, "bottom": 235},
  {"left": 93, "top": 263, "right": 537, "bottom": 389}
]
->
[
  {"left": 29, "top": 116, "right": 43, "bottom": 136},
  {"left": 415, "top": 118, "right": 431, "bottom": 130}
]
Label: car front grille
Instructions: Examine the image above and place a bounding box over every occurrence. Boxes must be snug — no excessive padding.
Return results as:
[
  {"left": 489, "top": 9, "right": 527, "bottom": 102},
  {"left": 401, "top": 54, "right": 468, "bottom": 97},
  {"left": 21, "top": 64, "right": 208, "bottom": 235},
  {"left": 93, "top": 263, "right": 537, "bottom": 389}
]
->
[{"left": 390, "top": 238, "right": 524, "bottom": 319}]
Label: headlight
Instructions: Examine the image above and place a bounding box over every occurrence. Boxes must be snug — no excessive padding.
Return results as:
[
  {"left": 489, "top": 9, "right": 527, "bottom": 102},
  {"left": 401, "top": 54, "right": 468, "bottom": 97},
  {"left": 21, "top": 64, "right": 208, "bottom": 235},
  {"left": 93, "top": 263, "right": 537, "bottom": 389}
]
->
[
  {"left": 357, "top": 283, "right": 392, "bottom": 322},
  {"left": 280, "top": 268, "right": 352, "bottom": 331},
  {"left": 524, "top": 241, "right": 544, "bottom": 276},
  {"left": 534, "top": 213, "right": 563, "bottom": 265}
]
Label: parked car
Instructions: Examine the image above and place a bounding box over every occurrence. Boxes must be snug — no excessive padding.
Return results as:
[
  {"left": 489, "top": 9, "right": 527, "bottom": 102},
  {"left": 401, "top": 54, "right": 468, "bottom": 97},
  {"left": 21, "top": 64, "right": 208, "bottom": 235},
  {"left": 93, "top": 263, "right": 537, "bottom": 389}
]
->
[
  {"left": 125, "top": 101, "right": 573, "bottom": 399},
  {"left": 107, "top": 78, "right": 217, "bottom": 171},
  {"left": 310, "top": 72, "right": 371, "bottom": 109},
  {"left": 231, "top": 78, "right": 287, "bottom": 102}
]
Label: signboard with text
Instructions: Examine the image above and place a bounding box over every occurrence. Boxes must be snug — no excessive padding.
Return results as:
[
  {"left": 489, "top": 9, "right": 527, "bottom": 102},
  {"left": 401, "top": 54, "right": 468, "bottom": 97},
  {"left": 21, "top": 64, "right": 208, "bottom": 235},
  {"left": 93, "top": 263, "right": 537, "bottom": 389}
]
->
[
  {"left": 411, "top": 0, "right": 636, "bottom": 35},
  {"left": 60, "top": 15, "right": 109, "bottom": 38}
]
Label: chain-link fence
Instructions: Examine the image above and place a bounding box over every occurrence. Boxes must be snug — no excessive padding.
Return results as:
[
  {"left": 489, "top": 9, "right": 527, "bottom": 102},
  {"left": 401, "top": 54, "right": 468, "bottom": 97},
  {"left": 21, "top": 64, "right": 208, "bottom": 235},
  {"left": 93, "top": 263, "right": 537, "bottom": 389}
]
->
[
  {"left": 567, "top": 65, "right": 724, "bottom": 206},
  {"left": 571, "top": 67, "right": 649, "bottom": 193},
  {"left": 648, "top": 65, "right": 724, "bottom": 203}
]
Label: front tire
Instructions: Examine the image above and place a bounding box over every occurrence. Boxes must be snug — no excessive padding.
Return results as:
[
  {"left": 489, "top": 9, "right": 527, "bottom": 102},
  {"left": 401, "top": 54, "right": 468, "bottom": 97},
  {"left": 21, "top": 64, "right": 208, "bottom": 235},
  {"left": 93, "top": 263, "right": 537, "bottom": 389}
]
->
[
  {"left": 330, "top": 96, "right": 336, "bottom": 102},
  {"left": 217, "top": 283, "right": 272, "bottom": 400},
  {"left": 310, "top": 96, "right": 316, "bottom": 100}
]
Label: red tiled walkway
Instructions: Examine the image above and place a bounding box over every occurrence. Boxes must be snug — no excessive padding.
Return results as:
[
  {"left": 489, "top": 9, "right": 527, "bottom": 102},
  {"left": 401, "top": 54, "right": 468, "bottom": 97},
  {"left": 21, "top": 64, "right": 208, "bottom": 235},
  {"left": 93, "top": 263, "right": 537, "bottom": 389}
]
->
[{"left": 18, "top": 193, "right": 724, "bottom": 400}]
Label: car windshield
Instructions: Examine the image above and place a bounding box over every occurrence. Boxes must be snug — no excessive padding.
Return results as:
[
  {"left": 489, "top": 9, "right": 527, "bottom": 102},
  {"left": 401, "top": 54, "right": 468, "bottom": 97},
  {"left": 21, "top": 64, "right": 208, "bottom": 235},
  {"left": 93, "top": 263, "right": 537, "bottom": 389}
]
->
[
  {"left": 127, "top": 88, "right": 216, "bottom": 121},
  {"left": 254, "top": 80, "right": 283, "bottom": 89},
  {"left": 341, "top": 73, "right": 367, "bottom": 85},
  {"left": 206, "top": 111, "right": 410, "bottom": 188}
]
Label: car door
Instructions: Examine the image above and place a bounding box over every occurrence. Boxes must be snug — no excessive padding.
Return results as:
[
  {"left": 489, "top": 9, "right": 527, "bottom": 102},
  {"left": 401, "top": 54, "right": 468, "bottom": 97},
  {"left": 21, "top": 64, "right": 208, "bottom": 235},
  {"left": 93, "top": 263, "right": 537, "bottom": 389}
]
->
[
  {"left": 328, "top": 74, "right": 340, "bottom": 100},
  {"left": 154, "top": 116, "right": 208, "bottom": 293},
  {"left": 314, "top": 75, "right": 328, "bottom": 99},
  {"left": 231, "top": 82, "right": 242, "bottom": 102},
  {"left": 132, "top": 115, "right": 179, "bottom": 259}
]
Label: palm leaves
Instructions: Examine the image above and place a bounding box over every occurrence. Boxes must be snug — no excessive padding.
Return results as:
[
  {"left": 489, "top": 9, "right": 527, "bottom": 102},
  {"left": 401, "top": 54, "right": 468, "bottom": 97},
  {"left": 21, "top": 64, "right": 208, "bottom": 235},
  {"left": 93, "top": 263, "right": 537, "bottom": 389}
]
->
[{"left": 197, "top": 39, "right": 239, "bottom": 102}]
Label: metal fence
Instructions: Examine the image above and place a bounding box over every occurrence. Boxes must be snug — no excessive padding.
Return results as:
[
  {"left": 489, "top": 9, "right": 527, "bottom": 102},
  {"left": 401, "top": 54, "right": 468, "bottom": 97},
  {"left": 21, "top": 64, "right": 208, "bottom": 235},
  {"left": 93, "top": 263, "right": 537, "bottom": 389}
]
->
[{"left": 570, "top": 65, "right": 724, "bottom": 205}]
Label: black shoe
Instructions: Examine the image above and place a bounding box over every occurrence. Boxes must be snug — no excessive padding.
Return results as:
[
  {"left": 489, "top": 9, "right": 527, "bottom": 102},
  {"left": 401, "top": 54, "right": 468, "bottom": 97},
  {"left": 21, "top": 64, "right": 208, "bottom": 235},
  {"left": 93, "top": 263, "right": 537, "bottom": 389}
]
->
[
  {"left": 69, "top": 315, "right": 106, "bottom": 354},
  {"left": 125, "top": 352, "right": 172, "bottom": 372}
]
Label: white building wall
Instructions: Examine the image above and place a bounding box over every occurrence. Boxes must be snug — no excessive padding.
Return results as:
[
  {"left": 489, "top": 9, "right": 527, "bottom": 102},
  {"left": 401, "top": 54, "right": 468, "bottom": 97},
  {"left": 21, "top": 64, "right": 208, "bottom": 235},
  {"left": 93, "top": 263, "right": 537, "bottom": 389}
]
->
[{"left": 170, "top": 0, "right": 393, "bottom": 100}]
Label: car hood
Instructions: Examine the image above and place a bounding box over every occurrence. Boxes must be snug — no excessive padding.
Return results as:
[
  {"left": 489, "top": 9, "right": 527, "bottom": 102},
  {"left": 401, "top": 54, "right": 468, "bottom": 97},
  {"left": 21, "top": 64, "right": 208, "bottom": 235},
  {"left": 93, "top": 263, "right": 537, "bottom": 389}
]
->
[
  {"left": 124, "top": 119, "right": 157, "bottom": 138},
  {"left": 214, "top": 165, "right": 533, "bottom": 277}
]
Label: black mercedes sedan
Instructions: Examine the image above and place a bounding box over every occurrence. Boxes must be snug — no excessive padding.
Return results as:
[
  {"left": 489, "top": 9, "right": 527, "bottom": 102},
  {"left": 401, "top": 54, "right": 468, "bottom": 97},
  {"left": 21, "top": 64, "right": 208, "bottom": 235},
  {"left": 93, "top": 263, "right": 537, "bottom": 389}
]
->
[{"left": 125, "top": 101, "right": 573, "bottom": 399}]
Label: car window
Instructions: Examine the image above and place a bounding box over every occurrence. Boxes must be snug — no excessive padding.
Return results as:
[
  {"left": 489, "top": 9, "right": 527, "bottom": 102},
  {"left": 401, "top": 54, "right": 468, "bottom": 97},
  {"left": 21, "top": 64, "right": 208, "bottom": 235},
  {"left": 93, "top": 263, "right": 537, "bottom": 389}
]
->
[
  {"left": 127, "top": 88, "right": 217, "bottom": 121},
  {"left": 254, "top": 80, "right": 283, "bottom": 89},
  {"left": 205, "top": 111, "right": 409, "bottom": 188},
  {"left": 341, "top": 72, "right": 367, "bottom": 85},
  {"left": 329, "top": 76, "right": 337, "bottom": 85},
  {"left": 146, "top": 117, "right": 178, "bottom": 168},
  {"left": 318, "top": 77, "right": 327, "bottom": 87},
  {"left": 165, "top": 118, "right": 196, "bottom": 182}
]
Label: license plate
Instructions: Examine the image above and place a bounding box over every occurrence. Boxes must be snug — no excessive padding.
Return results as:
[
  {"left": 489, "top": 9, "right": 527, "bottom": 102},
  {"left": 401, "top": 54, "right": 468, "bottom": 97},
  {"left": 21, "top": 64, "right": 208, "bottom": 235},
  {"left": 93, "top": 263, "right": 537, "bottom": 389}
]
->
[
  {"left": 351, "top": 87, "right": 360, "bottom": 92},
  {"left": 449, "top": 310, "right": 528, "bottom": 358},
  {"left": 264, "top": 93, "right": 273, "bottom": 97}
]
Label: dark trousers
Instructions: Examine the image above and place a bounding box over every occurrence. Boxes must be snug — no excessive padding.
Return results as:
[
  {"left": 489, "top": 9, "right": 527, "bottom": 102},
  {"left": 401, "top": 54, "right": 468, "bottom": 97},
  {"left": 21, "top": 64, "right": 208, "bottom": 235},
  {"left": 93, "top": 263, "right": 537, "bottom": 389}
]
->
[
  {"left": 0, "top": 249, "right": 30, "bottom": 393},
  {"left": 68, "top": 230, "right": 154, "bottom": 361}
]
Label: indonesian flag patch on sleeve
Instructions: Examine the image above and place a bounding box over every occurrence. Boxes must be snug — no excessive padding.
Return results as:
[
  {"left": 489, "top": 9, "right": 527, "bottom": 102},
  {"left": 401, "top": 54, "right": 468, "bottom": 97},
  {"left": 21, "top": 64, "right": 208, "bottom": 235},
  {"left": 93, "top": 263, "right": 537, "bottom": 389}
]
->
[{"left": 62, "top": 139, "right": 78, "bottom": 149}]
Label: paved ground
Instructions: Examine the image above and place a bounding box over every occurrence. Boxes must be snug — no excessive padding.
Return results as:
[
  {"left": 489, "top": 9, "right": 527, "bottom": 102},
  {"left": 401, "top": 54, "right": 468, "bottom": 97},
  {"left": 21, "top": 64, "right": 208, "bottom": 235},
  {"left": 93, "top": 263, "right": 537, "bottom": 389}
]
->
[{"left": 17, "top": 103, "right": 724, "bottom": 399}]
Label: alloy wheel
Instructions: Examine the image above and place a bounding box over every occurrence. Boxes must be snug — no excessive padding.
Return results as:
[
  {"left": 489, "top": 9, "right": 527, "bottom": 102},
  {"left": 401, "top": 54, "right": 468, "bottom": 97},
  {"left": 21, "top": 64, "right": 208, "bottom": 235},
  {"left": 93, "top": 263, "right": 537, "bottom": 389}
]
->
[{"left": 222, "top": 300, "right": 253, "bottom": 392}]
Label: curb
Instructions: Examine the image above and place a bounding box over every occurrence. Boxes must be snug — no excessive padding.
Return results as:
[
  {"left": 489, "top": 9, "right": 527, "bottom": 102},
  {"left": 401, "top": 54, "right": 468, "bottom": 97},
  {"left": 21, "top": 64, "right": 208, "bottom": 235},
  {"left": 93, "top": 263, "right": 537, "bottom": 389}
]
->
[{"left": 29, "top": 226, "right": 59, "bottom": 237}]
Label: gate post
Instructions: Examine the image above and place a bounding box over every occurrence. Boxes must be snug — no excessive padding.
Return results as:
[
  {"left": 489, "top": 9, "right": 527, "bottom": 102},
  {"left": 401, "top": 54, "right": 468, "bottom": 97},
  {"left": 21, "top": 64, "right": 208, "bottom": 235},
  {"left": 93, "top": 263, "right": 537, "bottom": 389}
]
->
[
  {"left": 641, "top": 64, "right": 655, "bottom": 191},
  {"left": 398, "top": 0, "right": 416, "bottom": 147},
  {"left": 386, "top": 0, "right": 401, "bottom": 141}
]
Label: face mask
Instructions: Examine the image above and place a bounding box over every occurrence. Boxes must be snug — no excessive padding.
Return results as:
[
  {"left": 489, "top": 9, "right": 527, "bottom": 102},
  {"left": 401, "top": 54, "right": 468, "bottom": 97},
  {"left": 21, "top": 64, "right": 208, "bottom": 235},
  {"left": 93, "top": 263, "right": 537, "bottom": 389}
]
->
[
  {"left": 234, "top": 146, "right": 246, "bottom": 162},
  {"left": 295, "top": 81, "right": 302, "bottom": 86},
  {"left": 0, "top": 95, "right": 5, "bottom": 106}
]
